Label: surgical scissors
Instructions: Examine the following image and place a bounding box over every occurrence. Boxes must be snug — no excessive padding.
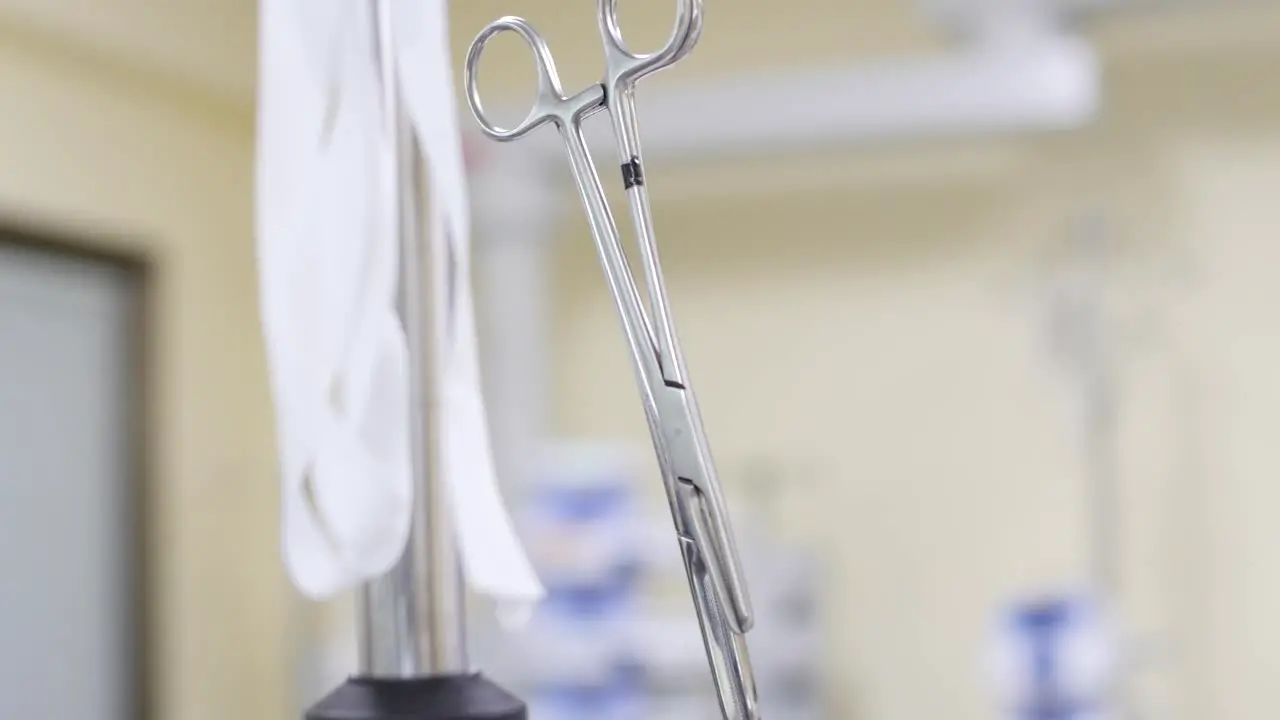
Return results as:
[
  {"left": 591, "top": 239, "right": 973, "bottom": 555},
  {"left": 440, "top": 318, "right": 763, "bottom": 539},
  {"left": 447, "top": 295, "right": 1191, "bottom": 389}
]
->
[{"left": 464, "top": 2, "right": 758, "bottom": 718}]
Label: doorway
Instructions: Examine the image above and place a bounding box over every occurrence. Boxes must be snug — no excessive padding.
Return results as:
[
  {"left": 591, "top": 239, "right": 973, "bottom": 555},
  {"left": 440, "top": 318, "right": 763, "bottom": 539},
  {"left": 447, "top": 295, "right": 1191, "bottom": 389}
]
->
[{"left": 0, "top": 231, "right": 149, "bottom": 719}]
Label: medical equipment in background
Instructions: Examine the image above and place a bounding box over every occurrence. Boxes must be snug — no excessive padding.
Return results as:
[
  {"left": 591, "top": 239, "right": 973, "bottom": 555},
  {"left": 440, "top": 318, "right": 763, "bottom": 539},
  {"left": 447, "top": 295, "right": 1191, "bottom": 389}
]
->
[
  {"left": 989, "top": 210, "right": 1184, "bottom": 720},
  {"left": 987, "top": 213, "right": 1128, "bottom": 720},
  {"left": 1056, "top": 215, "right": 1130, "bottom": 596},
  {"left": 463, "top": 0, "right": 760, "bottom": 717},
  {"left": 470, "top": 445, "right": 823, "bottom": 720},
  {"left": 990, "top": 593, "right": 1120, "bottom": 720},
  {"left": 484, "top": 443, "right": 650, "bottom": 720}
]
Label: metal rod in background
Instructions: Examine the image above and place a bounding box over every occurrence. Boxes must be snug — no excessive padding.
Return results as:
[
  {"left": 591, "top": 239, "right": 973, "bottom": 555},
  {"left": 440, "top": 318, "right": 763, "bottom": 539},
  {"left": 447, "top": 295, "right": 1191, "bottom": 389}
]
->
[
  {"left": 356, "top": 0, "right": 469, "bottom": 678},
  {"left": 1066, "top": 213, "right": 1122, "bottom": 599},
  {"left": 1085, "top": 358, "right": 1120, "bottom": 598}
]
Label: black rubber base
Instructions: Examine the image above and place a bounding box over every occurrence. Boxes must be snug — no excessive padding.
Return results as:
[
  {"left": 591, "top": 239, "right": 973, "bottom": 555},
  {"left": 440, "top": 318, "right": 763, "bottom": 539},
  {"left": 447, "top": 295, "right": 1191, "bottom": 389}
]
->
[{"left": 305, "top": 673, "right": 526, "bottom": 720}]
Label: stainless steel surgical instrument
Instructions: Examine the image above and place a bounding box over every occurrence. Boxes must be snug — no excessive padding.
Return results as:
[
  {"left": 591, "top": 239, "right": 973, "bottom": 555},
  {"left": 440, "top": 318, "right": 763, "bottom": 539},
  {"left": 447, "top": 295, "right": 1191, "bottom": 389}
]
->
[{"left": 463, "top": 1, "right": 759, "bottom": 717}]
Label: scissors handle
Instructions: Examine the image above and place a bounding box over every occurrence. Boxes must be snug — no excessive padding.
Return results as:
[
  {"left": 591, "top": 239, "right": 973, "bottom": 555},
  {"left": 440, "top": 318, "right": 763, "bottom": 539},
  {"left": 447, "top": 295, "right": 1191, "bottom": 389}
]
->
[
  {"left": 464, "top": 16, "right": 596, "bottom": 142},
  {"left": 597, "top": 0, "right": 703, "bottom": 86},
  {"left": 592, "top": 0, "right": 704, "bottom": 379}
]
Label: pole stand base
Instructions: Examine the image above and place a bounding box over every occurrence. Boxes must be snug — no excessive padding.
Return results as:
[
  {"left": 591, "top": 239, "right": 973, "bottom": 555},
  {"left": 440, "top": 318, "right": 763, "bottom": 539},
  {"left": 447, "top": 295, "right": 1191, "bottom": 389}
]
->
[{"left": 305, "top": 673, "right": 526, "bottom": 720}]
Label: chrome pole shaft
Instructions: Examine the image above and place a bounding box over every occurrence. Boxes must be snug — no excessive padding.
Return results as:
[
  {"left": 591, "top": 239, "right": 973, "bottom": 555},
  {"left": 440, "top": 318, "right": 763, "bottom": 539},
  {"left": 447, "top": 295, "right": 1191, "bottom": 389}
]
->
[
  {"left": 1086, "top": 362, "right": 1120, "bottom": 597},
  {"left": 357, "top": 0, "right": 469, "bottom": 678}
]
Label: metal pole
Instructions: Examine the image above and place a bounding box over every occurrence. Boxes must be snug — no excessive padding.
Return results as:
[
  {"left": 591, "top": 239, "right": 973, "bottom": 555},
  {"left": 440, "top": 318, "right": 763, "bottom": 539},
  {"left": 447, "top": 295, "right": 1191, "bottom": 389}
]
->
[
  {"left": 1068, "top": 214, "right": 1121, "bottom": 598},
  {"left": 1085, "top": 347, "right": 1120, "bottom": 597},
  {"left": 356, "top": 0, "right": 468, "bottom": 678}
]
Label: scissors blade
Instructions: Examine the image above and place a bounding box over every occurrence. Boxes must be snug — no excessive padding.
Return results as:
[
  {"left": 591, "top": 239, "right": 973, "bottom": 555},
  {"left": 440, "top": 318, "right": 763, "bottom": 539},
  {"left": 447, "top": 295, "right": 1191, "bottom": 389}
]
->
[
  {"left": 679, "top": 493, "right": 760, "bottom": 719},
  {"left": 653, "top": 382, "right": 754, "bottom": 633}
]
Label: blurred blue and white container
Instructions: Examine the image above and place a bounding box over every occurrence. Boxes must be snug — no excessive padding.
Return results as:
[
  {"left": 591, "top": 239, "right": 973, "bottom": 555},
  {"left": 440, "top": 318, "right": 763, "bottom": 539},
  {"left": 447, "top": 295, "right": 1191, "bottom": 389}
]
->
[
  {"left": 987, "top": 591, "right": 1120, "bottom": 720},
  {"left": 528, "top": 665, "right": 646, "bottom": 720},
  {"left": 525, "top": 442, "right": 644, "bottom": 589},
  {"left": 518, "top": 442, "right": 649, "bottom": 719}
]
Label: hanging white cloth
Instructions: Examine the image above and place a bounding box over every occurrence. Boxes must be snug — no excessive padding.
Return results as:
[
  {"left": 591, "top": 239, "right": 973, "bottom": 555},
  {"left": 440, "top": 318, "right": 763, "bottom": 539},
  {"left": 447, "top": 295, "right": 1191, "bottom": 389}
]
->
[{"left": 255, "top": 0, "right": 543, "bottom": 617}]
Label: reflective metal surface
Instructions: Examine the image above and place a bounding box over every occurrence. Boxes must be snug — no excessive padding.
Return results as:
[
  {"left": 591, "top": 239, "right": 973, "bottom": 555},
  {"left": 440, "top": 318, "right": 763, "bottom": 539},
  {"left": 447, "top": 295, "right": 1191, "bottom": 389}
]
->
[
  {"left": 357, "top": 0, "right": 468, "bottom": 679},
  {"left": 464, "top": 2, "right": 759, "bottom": 716}
]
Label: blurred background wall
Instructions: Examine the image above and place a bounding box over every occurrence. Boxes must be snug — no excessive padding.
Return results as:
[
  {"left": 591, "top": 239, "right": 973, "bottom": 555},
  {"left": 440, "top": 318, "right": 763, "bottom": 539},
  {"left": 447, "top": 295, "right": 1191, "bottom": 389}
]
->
[{"left": 2, "top": 1, "right": 1280, "bottom": 720}]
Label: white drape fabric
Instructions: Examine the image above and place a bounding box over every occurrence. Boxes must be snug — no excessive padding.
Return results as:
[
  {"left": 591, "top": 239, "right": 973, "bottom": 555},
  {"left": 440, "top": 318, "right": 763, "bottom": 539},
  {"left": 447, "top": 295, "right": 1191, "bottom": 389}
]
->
[{"left": 256, "top": 0, "right": 543, "bottom": 617}]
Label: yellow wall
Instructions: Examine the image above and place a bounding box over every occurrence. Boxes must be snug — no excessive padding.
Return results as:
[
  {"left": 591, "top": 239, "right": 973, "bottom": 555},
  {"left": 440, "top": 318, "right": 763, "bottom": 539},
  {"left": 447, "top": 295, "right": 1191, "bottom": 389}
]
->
[{"left": 0, "top": 22, "right": 288, "bottom": 720}]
